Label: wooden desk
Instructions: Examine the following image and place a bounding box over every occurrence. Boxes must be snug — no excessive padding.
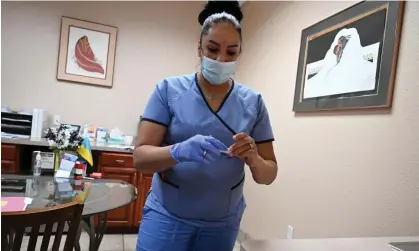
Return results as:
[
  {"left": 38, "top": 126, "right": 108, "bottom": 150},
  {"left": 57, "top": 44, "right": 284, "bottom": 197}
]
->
[
  {"left": 1, "top": 137, "right": 134, "bottom": 154},
  {"left": 240, "top": 236, "right": 419, "bottom": 251},
  {"left": 1, "top": 138, "right": 151, "bottom": 234}
]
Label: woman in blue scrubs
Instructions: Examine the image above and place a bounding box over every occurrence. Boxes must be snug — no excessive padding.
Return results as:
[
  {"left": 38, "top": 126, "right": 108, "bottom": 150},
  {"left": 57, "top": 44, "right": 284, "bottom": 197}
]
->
[{"left": 134, "top": 1, "right": 277, "bottom": 250}]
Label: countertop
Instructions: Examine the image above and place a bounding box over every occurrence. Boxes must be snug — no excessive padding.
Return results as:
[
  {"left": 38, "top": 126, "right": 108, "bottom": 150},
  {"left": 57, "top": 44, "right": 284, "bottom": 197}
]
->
[
  {"left": 240, "top": 236, "right": 419, "bottom": 251},
  {"left": 1, "top": 137, "right": 134, "bottom": 154}
]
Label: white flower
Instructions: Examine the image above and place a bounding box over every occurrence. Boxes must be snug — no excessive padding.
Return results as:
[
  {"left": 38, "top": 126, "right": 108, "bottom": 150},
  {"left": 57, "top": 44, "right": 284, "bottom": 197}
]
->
[{"left": 48, "top": 140, "right": 56, "bottom": 147}]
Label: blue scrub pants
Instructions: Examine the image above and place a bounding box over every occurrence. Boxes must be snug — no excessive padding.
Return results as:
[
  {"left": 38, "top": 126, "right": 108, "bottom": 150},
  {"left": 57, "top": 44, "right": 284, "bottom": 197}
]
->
[{"left": 136, "top": 206, "right": 240, "bottom": 251}]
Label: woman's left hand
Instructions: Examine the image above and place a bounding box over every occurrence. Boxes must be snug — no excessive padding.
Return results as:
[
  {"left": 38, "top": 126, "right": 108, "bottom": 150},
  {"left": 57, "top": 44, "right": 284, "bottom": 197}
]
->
[{"left": 229, "top": 133, "right": 259, "bottom": 166}]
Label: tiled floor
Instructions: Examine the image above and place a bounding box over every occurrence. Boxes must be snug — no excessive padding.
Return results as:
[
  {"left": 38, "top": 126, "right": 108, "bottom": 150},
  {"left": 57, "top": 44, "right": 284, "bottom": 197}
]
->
[{"left": 20, "top": 234, "right": 242, "bottom": 250}]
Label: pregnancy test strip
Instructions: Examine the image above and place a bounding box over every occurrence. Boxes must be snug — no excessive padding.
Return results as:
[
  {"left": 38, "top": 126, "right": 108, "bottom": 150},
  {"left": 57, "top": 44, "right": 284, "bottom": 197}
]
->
[{"left": 220, "top": 150, "right": 233, "bottom": 157}]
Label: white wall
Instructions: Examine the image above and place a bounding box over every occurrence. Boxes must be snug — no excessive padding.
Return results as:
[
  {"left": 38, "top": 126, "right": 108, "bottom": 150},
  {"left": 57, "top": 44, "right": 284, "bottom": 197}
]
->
[
  {"left": 237, "top": 1, "right": 419, "bottom": 239},
  {"left": 1, "top": 1, "right": 202, "bottom": 135}
]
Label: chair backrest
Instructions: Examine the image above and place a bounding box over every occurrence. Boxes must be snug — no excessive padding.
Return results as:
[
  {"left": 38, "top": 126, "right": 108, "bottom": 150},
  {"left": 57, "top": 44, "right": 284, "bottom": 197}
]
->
[{"left": 1, "top": 200, "right": 84, "bottom": 251}]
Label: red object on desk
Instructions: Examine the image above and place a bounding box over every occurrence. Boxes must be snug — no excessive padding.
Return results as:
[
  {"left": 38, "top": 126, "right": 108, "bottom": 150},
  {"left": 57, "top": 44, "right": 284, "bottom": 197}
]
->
[
  {"left": 74, "top": 162, "right": 84, "bottom": 177},
  {"left": 90, "top": 172, "right": 102, "bottom": 179}
]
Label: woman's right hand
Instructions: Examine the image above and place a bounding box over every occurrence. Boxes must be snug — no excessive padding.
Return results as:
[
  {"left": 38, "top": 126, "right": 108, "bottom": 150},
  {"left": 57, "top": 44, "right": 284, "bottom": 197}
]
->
[{"left": 170, "top": 135, "right": 228, "bottom": 164}]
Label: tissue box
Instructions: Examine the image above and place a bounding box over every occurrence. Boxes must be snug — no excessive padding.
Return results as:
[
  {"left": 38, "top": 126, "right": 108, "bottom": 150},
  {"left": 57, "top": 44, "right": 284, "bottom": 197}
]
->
[
  {"left": 107, "top": 138, "right": 125, "bottom": 145},
  {"left": 108, "top": 127, "right": 125, "bottom": 145}
]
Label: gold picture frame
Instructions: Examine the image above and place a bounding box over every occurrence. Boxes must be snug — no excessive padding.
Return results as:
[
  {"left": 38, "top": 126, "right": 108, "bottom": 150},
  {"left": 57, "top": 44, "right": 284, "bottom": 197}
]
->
[{"left": 57, "top": 17, "right": 118, "bottom": 88}]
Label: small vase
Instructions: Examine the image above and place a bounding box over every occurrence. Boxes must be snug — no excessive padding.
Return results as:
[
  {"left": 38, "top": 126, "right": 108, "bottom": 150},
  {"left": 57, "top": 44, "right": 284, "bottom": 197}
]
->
[{"left": 54, "top": 150, "right": 60, "bottom": 172}]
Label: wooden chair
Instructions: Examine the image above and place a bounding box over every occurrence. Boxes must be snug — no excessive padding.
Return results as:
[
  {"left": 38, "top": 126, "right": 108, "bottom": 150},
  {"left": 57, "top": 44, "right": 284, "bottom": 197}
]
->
[{"left": 1, "top": 200, "right": 84, "bottom": 251}]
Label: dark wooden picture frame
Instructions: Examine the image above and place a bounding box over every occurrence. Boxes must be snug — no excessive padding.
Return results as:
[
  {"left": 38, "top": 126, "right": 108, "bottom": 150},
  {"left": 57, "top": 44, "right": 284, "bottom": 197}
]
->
[{"left": 293, "top": 1, "right": 404, "bottom": 112}]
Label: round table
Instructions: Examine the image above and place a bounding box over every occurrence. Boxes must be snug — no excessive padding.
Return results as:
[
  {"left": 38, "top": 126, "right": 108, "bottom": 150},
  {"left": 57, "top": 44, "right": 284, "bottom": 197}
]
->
[{"left": 1, "top": 175, "right": 138, "bottom": 251}]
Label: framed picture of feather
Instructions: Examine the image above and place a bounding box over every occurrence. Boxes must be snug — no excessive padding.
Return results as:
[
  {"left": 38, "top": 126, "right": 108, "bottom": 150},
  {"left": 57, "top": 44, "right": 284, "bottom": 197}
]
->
[{"left": 57, "top": 17, "right": 118, "bottom": 88}]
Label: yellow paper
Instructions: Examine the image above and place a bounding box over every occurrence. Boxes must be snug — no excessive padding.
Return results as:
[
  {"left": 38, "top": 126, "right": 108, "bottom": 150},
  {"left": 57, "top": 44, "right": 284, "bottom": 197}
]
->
[{"left": 1, "top": 201, "right": 8, "bottom": 206}]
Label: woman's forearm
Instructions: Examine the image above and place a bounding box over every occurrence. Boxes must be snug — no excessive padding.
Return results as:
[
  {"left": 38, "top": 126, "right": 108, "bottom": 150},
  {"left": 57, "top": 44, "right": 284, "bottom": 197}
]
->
[
  {"left": 249, "top": 155, "right": 277, "bottom": 185},
  {"left": 133, "top": 145, "right": 177, "bottom": 174}
]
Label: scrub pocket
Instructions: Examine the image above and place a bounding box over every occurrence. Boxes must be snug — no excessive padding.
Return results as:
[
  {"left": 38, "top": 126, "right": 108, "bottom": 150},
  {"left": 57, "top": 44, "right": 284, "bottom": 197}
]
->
[{"left": 228, "top": 176, "right": 245, "bottom": 214}]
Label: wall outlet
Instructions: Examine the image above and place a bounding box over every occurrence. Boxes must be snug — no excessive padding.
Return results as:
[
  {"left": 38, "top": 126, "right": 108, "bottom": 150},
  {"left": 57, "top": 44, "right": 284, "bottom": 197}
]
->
[{"left": 287, "top": 225, "right": 294, "bottom": 239}]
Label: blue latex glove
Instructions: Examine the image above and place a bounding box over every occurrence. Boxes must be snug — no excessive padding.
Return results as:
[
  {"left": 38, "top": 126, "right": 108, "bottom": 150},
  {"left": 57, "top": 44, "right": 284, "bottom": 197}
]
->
[{"left": 170, "top": 135, "right": 228, "bottom": 164}]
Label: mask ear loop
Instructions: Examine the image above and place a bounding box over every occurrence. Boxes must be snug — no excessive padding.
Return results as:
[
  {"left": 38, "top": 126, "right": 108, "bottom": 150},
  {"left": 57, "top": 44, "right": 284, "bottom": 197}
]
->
[{"left": 196, "top": 46, "right": 204, "bottom": 72}]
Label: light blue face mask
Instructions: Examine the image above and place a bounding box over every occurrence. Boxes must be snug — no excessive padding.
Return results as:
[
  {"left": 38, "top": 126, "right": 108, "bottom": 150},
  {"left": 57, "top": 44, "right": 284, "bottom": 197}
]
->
[{"left": 201, "top": 56, "right": 237, "bottom": 86}]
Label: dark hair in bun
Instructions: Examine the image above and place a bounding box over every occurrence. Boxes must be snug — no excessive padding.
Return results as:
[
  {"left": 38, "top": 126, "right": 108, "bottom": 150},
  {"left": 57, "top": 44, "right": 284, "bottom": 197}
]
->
[
  {"left": 198, "top": 1, "right": 243, "bottom": 25},
  {"left": 198, "top": 1, "right": 243, "bottom": 46}
]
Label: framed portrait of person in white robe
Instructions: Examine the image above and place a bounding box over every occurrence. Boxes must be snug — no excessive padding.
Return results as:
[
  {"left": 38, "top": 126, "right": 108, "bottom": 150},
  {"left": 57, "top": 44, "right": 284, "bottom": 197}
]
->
[{"left": 293, "top": 1, "right": 404, "bottom": 112}]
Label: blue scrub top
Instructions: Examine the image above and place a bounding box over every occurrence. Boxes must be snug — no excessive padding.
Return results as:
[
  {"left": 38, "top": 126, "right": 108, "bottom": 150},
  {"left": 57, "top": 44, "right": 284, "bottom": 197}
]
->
[{"left": 141, "top": 73, "right": 274, "bottom": 227}]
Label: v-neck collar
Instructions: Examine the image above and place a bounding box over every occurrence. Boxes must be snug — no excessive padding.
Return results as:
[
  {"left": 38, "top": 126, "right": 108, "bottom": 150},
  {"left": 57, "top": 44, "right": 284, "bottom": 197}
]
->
[
  {"left": 194, "top": 73, "right": 237, "bottom": 135},
  {"left": 194, "top": 73, "right": 235, "bottom": 114}
]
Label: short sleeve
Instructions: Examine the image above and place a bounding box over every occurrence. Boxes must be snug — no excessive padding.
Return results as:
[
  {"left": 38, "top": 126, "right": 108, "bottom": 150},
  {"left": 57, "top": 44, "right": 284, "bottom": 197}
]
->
[
  {"left": 250, "top": 96, "right": 275, "bottom": 144},
  {"left": 141, "top": 80, "right": 171, "bottom": 127}
]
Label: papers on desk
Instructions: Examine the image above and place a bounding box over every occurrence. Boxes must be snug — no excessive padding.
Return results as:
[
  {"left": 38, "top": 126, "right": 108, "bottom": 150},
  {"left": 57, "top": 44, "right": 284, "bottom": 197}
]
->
[
  {"left": 55, "top": 153, "right": 78, "bottom": 179},
  {"left": 55, "top": 169, "right": 72, "bottom": 179},
  {"left": 1, "top": 197, "right": 33, "bottom": 212},
  {"left": 107, "top": 144, "right": 134, "bottom": 150},
  {"left": 55, "top": 159, "right": 74, "bottom": 178},
  {"left": 55, "top": 178, "right": 74, "bottom": 198}
]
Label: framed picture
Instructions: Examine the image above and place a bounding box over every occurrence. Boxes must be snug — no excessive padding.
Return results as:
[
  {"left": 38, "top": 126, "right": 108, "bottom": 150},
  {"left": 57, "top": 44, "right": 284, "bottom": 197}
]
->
[
  {"left": 63, "top": 124, "right": 81, "bottom": 135},
  {"left": 293, "top": 1, "right": 404, "bottom": 112},
  {"left": 57, "top": 17, "right": 118, "bottom": 88}
]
